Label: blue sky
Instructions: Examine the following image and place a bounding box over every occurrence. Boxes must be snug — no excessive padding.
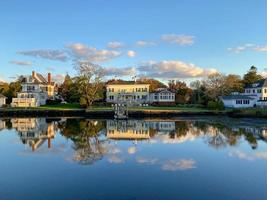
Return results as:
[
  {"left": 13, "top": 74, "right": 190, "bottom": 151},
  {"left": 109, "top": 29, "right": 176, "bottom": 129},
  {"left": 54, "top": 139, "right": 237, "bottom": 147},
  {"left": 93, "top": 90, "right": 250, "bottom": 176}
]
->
[{"left": 1, "top": 0, "right": 267, "bottom": 83}]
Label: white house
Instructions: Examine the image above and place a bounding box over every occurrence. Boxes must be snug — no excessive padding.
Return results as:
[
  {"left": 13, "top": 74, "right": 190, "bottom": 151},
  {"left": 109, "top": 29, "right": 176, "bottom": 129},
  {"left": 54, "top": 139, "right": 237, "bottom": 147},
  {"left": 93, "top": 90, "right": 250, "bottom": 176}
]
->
[
  {"left": 150, "top": 88, "right": 175, "bottom": 105},
  {"left": 221, "top": 79, "right": 267, "bottom": 108},
  {"left": 220, "top": 94, "right": 257, "bottom": 108},
  {"left": 106, "top": 82, "right": 150, "bottom": 105},
  {"left": 0, "top": 94, "right": 6, "bottom": 107},
  {"left": 11, "top": 71, "right": 55, "bottom": 107}
]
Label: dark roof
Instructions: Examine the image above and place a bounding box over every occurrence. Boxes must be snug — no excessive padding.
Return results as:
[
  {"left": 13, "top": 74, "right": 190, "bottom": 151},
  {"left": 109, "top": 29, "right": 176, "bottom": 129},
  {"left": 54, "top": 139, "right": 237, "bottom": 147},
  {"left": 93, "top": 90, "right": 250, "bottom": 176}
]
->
[
  {"left": 245, "top": 79, "right": 267, "bottom": 88},
  {"left": 153, "top": 89, "right": 175, "bottom": 94},
  {"left": 221, "top": 95, "right": 255, "bottom": 100}
]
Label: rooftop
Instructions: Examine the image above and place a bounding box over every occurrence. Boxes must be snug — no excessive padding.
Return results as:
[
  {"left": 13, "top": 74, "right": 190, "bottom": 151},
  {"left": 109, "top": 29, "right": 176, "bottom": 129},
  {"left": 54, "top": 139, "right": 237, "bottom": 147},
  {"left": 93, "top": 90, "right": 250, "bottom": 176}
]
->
[
  {"left": 245, "top": 79, "right": 267, "bottom": 88},
  {"left": 221, "top": 95, "right": 256, "bottom": 100}
]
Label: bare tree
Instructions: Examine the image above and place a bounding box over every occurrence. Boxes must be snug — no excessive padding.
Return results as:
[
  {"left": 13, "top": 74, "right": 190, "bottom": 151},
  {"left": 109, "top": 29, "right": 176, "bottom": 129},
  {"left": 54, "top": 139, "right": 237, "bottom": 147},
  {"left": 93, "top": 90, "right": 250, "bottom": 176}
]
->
[{"left": 74, "top": 61, "right": 105, "bottom": 108}]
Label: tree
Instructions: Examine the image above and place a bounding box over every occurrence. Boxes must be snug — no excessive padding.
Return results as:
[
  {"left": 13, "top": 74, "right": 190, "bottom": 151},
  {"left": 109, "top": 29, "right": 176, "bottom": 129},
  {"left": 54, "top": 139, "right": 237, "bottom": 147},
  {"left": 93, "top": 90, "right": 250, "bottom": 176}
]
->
[
  {"left": 203, "top": 73, "right": 226, "bottom": 101},
  {"left": 168, "top": 80, "right": 192, "bottom": 104},
  {"left": 224, "top": 74, "right": 244, "bottom": 94},
  {"left": 243, "top": 66, "right": 263, "bottom": 85},
  {"left": 74, "top": 61, "right": 105, "bottom": 108},
  {"left": 4, "top": 80, "right": 22, "bottom": 104},
  {"left": 137, "top": 78, "right": 167, "bottom": 92},
  {"left": 58, "top": 74, "right": 80, "bottom": 103}
]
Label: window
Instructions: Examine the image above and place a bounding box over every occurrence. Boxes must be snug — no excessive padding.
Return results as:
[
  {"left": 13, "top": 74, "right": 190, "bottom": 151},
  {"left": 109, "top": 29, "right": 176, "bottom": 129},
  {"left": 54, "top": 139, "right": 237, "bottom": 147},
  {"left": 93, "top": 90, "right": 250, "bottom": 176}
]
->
[
  {"left": 109, "top": 96, "right": 114, "bottom": 100},
  {"left": 253, "top": 89, "right": 255, "bottom": 93},
  {"left": 257, "top": 89, "right": 262, "bottom": 93},
  {"left": 236, "top": 100, "right": 242, "bottom": 104},
  {"left": 243, "top": 100, "right": 250, "bottom": 104}
]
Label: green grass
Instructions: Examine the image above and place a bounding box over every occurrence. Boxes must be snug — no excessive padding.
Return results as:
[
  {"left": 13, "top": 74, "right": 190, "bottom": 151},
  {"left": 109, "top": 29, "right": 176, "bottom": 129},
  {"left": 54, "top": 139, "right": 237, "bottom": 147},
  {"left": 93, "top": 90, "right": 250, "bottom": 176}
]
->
[
  {"left": 1, "top": 104, "right": 224, "bottom": 112},
  {"left": 40, "top": 103, "right": 82, "bottom": 110}
]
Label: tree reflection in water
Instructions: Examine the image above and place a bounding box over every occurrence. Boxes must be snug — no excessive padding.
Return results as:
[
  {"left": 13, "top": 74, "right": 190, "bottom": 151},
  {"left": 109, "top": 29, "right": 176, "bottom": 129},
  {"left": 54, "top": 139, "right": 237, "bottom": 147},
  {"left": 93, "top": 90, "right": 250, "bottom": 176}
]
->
[
  {"left": 59, "top": 119, "right": 106, "bottom": 165},
  {"left": 12, "top": 117, "right": 266, "bottom": 165}
]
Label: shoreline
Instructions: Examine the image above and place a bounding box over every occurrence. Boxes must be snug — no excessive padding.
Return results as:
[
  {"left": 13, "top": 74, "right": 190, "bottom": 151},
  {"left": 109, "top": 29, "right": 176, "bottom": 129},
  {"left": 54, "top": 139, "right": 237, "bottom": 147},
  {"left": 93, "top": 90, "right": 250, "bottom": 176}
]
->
[{"left": 0, "top": 108, "right": 263, "bottom": 119}]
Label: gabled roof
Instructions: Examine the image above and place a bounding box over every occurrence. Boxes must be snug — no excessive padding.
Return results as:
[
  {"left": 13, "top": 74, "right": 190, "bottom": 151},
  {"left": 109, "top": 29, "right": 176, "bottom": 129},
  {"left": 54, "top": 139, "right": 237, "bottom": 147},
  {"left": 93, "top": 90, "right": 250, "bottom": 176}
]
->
[
  {"left": 221, "top": 95, "right": 256, "bottom": 100},
  {"left": 34, "top": 73, "right": 48, "bottom": 84},
  {"left": 152, "top": 88, "right": 175, "bottom": 94},
  {"left": 245, "top": 79, "right": 267, "bottom": 89}
]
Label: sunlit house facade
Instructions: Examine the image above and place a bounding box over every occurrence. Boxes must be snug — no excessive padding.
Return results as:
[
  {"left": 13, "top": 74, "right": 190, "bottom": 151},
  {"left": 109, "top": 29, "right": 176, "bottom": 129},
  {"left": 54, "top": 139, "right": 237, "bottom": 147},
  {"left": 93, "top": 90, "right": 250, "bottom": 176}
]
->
[
  {"left": 106, "top": 83, "right": 150, "bottom": 105},
  {"left": 11, "top": 71, "right": 55, "bottom": 107}
]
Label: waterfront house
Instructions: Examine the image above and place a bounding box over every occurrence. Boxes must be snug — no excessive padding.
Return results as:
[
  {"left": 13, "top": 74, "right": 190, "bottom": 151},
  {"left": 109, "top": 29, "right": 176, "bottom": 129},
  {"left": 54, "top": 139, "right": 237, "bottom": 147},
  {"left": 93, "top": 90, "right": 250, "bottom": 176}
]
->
[
  {"left": 221, "top": 79, "right": 267, "bottom": 108},
  {"left": 149, "top": 88, "right": 175, "bottom": 105},
  {"left": 0, "top": 94, "right": 6, "bottom": 107},
  {"left": 11, "top": 71, "right": 55, "bottom": 107},
  {"left": 11, "top": 118, "right": 55, "bottom": 151},
  {"left": 106, "top": 82, "right": 150, "bottom": 105}
]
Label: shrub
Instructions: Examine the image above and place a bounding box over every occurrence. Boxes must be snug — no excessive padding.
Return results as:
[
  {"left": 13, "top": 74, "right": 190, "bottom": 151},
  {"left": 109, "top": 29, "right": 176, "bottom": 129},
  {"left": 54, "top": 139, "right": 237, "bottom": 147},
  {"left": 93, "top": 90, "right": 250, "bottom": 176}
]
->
[
  {"left": 46, "top": 99, "right": 62, "bottom": 105},
  {"left": 207, "top": 100, "right": 224, "bottom": 110}
]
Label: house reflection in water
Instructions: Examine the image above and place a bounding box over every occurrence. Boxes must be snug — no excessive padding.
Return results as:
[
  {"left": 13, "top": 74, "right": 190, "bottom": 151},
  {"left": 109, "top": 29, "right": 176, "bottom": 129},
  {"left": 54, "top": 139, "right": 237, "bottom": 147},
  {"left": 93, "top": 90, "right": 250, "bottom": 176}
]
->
[
  {"left": 11, "top": 118, "right": 55, "bottom": 151},
  {"left": 107, "top": 120, "right": 150, "bottom": 140},
  {"left": 106, "top": 120, "right": 176, "bottom": 140},
  {"left": 0, "top": 119, "right": 5, "bottom": 131}
]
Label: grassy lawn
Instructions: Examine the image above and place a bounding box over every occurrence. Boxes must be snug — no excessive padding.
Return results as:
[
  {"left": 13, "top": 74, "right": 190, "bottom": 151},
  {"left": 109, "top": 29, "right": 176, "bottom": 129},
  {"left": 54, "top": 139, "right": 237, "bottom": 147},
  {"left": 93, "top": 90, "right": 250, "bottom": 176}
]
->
[
  {"left": 128, "top": 106, "right": 211, "bottom": 112},
  {"left": 1, "top": 104, "right": 223, "bottom": 112}
]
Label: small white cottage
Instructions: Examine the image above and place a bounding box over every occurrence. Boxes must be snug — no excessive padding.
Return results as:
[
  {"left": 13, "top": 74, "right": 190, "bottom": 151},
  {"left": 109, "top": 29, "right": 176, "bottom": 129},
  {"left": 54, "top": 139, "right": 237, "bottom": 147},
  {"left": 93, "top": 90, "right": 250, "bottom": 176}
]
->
[
  {"left": 0, "top": 94, "right": 6, "bottom": 107},
  {"left": 220, "top": 94, "right": 257, "bottom": 108}
]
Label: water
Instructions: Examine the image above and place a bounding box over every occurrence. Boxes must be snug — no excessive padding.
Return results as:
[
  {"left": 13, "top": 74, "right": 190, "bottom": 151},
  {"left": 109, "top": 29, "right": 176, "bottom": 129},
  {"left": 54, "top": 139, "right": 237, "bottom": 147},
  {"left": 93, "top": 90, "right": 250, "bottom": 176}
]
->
[{"left": 1, "top": 117, "right": 267, "bottom": 200}]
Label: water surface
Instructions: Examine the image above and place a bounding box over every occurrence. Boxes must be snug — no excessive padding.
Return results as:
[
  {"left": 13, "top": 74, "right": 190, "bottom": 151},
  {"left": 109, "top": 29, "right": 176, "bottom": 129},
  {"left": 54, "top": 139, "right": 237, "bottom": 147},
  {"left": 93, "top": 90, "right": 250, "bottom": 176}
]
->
[{"left": 1, "top": 117, "right": 267, "bottom": 200}]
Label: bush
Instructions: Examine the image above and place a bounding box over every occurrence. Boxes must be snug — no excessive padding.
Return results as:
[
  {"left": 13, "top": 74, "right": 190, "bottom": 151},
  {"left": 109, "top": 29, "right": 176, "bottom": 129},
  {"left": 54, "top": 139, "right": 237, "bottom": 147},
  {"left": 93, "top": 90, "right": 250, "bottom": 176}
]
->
[
  {"left": 46, "top": 99, "right": 62, "bottom": 105},
  {"left": 207, "top": 100, "right": 224, "bottom": 110}
]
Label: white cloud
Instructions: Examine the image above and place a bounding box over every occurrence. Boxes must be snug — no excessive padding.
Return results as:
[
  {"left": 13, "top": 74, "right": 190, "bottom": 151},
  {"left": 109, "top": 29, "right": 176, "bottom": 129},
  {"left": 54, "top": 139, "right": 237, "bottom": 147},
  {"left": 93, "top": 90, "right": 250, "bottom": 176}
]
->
[
  {"left": 128, "top": 146, "right": 137, "bottom": 154},
  {"left": 9, "top": 60, "right": 32, "bottom": 66},
  {"left": 136, "top": 157, "right": 158, "bottom": 165},
  {"left": 127, "top": 50, "right": 136, "bottom": 58},
  {"left": 107, "top": 41, "right": 124, "bottom": 49},
  {"left": 162, "top": 159, "right": 196, "bottom": 171},
  {"left": 229, "top": 150, "right": 267, "bottom": 161},
  {"left": 253, "top": 45, "right": 267, "bottom": 52},
  {"left": 161, "top": 34, "right": 195, "bottom": 46},
  {"left": 105, "top": 66, "right": 136, "bottom": 77},
  {"left": 18, "top": 49, "right": 68, "bottom": 61},
  {"left": 52, "top": 74, "right": 65, "bottom": 83},
  {"left": 228, "top": 43, "right": 267, "bottom": 53},
  {"left": 138, "top": 60, "right": 218, "bottom": 79},
  {"left": 66, "top": 43, "right": 121, "bottom": 62},
  {"left": 107, "top": 155, "right": 124, "bottom": 164},
  {"left": 136, "top": 40, "right": 156, "bottom": 47}
]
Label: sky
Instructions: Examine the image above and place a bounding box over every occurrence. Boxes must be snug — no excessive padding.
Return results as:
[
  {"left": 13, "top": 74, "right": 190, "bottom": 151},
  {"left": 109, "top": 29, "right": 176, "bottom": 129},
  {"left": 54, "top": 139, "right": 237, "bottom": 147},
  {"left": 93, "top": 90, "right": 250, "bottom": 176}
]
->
[{"left": 1, "top": 0, "right": 267, "bottom": 83}]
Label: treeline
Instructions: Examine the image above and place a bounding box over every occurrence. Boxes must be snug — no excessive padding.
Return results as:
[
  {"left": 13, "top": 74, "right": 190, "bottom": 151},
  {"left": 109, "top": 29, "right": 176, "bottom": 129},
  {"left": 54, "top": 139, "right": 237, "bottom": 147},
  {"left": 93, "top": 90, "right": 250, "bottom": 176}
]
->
[{"left": 0, "top": 64, "right": 264, "bottom": 109}]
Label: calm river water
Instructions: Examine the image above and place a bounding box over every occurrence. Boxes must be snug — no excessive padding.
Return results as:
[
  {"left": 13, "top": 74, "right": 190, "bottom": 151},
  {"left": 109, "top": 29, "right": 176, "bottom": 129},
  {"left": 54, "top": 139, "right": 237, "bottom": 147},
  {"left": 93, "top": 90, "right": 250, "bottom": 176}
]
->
[{"left": 1, "top": 117, "right": 267, "bottom": 200}]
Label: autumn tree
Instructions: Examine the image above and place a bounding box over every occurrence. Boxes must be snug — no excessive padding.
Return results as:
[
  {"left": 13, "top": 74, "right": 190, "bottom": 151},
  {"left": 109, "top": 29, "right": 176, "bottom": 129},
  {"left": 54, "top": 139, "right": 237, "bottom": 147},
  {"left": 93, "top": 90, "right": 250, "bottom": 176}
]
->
[
  {"left": 137, "top": 78, "right": 167, "bottom": 92},
  {"left": 224, "top": 74, "right": 244, "bottom": 94},
  {"left": 243, "top": 66, "right": 263, "bottom": 85},
  {"left": 203, "top": 73, "right": 226, "bottom": 101},
  {"left": 168, "top": 80, "right": 192, "bottom": 104},
  {"left": 74, "top": 61, "right": 105, "bottom": 108}
]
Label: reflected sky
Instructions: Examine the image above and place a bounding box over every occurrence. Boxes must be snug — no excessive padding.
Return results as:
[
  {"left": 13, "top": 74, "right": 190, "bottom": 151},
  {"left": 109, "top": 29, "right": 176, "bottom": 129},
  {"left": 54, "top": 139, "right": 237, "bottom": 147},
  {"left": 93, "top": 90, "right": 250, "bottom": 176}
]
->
[{"left": 1, "top": 117, "right": 267, "bottom": 200}]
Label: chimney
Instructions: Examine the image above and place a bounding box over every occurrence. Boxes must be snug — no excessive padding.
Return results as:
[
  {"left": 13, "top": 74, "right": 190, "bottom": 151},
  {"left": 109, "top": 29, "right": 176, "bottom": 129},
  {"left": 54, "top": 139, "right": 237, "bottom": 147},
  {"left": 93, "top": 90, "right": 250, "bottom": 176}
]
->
[
  {"left": 32, "top": 71, "right": 36, "bottom": 78},
  {"left": 48, "top": 73, "right": 51, "bottom": 84}
]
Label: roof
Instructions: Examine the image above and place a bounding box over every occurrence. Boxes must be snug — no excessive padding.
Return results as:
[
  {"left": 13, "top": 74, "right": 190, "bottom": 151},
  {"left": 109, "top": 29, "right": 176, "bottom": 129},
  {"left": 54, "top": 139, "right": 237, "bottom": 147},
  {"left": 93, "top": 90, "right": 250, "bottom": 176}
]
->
[
  {"left": 0, "top": 94, "right": 6, "bottom": 98},
  {"left": 106, "top": 82, "right": 150, "bottom": 86},
  {"left": 245, "top": 79, "right": 267, "bottom": 88},
  {"left": 152, "top": 88, "right": 175, "bottom": 94},
  {"left": 221, "top": 95, "right": 256, "bottom": 100},
  {"left": 35, "top": 73, "right": 48, "bottom": 84}
]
